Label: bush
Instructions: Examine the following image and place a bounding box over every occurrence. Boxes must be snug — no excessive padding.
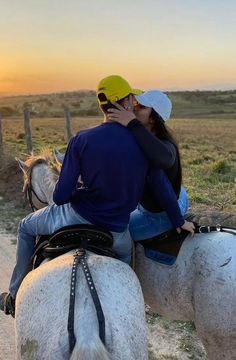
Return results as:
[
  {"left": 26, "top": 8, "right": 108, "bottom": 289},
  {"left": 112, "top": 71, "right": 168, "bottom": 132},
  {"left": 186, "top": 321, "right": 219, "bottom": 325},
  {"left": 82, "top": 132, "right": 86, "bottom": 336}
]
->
[
  {"left": 17, "top": 133, "right": 24, "bottom": 139},
  {"left": 0, "top": 106, "right": 17, "bottom": 117},
  {"left": 210, "top": 160, "right": 228, "bottom": 174}
]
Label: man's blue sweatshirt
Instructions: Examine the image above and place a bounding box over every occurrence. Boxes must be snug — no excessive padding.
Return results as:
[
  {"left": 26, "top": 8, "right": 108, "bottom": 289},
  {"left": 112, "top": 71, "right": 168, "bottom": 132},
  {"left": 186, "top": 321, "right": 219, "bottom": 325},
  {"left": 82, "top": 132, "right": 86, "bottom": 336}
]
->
[{"left": 53, "top": 122, "right": 184, "bottom": 232}]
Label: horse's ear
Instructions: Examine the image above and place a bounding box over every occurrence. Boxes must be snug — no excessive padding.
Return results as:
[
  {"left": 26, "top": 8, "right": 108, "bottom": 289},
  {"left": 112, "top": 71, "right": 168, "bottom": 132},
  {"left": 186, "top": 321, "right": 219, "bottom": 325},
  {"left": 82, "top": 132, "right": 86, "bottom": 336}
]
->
[
  {"left": 54, "top": 149, "right": 64, "bottom": 165},
  {"left": 15, "top": 158, "right": 29, "bottom": 173}
]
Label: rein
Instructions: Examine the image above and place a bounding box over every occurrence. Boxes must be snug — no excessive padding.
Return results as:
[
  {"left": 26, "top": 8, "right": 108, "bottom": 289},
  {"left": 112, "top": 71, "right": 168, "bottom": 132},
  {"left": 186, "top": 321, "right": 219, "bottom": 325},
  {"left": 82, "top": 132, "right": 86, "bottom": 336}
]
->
[
  {"left": 25, "top": 166, "right": 48, "bottom": 212},
  {"left": 26, "top": 183, "right": 48, "bottom": 212}
]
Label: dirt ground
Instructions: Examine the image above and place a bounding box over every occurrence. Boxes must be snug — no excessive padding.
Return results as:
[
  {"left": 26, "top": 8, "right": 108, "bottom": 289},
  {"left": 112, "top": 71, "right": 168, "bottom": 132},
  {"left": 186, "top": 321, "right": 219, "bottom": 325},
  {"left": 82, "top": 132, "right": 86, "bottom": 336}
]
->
[{"left": 0, "top": 220, "right": 16, "bottom": 360}]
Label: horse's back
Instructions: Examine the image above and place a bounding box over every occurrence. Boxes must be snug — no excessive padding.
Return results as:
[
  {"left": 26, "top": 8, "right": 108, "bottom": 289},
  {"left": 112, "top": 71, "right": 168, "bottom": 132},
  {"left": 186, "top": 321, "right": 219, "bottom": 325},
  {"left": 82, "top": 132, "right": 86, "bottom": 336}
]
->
[
  {"left": 192, "top": 232, "right": 236, "bottom": 282},
  {"left": 16, "top": 251, "right": 148, "bottom": 360}
]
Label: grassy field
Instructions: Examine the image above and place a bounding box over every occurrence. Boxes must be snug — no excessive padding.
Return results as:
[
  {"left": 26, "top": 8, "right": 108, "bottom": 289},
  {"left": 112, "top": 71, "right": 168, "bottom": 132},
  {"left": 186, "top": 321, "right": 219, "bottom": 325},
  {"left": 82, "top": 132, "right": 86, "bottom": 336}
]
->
[{"left": 0, "top": 116, "right": 235, "bottom": 214}]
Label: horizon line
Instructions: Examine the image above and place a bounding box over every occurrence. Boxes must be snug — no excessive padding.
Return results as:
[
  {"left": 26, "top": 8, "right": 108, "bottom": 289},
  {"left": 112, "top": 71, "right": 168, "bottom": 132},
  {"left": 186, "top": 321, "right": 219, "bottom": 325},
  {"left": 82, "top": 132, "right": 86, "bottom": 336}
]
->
[{"left": 1, "top": 87, "right": 236, "bottom": 99}]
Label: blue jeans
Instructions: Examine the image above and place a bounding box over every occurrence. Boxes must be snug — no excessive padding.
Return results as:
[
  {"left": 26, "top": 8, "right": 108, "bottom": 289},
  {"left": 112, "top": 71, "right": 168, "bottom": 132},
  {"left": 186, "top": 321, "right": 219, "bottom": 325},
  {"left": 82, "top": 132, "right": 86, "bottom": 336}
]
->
[
  {"left": 9, "top": 203, "right": 132, "bottom": 298},
  {"left": 129, "top": 187, "right": 189, "bottom": 241}
]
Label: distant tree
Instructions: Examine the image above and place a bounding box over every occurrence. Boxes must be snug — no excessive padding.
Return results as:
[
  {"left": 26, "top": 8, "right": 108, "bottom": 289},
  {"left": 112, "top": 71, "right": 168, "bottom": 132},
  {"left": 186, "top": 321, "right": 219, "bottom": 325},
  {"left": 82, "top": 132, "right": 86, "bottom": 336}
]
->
[
  {"left": 22, "top": 102, "right": 31, "bottom": 110},
  {"left": 0, "top": 106, "right": 16, "bottom": 117}
]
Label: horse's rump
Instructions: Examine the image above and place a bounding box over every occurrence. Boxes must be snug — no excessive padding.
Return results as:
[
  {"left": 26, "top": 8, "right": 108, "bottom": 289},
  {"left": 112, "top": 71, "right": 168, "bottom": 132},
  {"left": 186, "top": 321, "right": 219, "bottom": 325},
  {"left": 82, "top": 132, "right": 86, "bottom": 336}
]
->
[{"left": 16, "top": 251, "right": 148, "bottom": 360}]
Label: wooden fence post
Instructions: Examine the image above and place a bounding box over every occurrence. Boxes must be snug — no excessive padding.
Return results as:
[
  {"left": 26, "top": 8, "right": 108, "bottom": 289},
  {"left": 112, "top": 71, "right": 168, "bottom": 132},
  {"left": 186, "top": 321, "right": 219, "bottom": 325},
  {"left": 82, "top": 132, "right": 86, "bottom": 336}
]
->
[
  {"left": 64, "top": 107, "right": 73, "bottom": 142},
  {"left": 23, "top": 108, "right": 33, "bottom": 153},
  {"left": 0, "top": 113, "right": 3, "bottom": 156}
]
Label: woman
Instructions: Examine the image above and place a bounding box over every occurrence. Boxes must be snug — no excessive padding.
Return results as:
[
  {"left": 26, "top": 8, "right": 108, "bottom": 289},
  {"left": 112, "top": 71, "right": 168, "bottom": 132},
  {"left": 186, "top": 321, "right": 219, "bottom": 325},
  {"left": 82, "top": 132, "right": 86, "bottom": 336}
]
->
[{"left": 107, "top": 90, "right": 194, "bottom": 240}]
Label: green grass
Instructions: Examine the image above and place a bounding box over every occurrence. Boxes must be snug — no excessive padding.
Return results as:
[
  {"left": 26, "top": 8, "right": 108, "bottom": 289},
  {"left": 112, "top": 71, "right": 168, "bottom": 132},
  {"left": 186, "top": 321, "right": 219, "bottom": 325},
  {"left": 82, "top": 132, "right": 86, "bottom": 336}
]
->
[{"left": 178, "top": 335, "right": 208, "bottom": 360}]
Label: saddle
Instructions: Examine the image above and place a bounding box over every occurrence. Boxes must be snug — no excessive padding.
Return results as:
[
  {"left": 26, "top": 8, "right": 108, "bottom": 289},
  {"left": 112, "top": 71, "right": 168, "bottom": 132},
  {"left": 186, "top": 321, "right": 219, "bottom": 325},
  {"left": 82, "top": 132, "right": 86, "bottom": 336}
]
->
[
  {"left": 32, "top": 224, "right": 115, "bottom": 269},
  {"left": 138, "top": 213, "right": 236, "bottom": 266},
  {"left": 139, "top": 228, "right": 190, "bottom": 265}
]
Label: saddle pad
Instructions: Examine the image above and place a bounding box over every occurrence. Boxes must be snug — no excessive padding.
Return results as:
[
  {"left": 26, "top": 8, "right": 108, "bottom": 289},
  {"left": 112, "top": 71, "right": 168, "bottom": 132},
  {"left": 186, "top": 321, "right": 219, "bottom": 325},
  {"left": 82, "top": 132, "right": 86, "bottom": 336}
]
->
[
  {"left": 144, "top": 247, "right": 176, "bottom": 266},
  {"left": 139, "top": 226, "right": 191, "bottom": 265}
]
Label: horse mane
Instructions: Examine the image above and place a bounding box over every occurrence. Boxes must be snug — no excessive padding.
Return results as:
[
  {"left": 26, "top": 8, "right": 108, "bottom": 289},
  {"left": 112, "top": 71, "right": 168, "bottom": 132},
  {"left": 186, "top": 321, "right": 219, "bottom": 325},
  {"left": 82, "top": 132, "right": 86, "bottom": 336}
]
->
[{"left": 24, "top": 148, "right": 60, "bottom": 180}]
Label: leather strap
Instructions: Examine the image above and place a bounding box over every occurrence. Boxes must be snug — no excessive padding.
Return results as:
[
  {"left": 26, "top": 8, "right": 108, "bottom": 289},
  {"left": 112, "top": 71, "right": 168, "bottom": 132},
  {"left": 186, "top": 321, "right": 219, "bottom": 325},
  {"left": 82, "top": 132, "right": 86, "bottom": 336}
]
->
[
  {"left": 195, "top": 225, "right": 236, "bottom": 236},
  {"left": 68, "top": 249, "right": 105, "bottom": 354}
]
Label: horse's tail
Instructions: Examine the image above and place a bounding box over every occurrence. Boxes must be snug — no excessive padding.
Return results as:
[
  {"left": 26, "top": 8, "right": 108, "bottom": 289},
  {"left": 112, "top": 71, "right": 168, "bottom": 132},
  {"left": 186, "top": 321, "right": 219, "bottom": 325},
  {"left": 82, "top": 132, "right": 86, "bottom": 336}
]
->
[
  {"left": 69, "top": 304, "right": 110, "bottom": 360},
  {"left": 69, "top": 334, "right": 110, "bottom": 360}
]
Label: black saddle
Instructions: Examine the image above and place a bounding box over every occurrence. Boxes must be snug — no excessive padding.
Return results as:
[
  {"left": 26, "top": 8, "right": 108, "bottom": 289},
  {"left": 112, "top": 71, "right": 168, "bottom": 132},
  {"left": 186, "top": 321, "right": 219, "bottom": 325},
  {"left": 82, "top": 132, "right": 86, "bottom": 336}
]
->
[
  {"left": 138, "top": 212, "right": 236, "bottom": 265},
  {"left": 137, "top": 213, "right": 196, "bottom": 265},
  {"left": 138, "top": 213, "right": 195, "bottom": 256},
  {"left": 32, "top": 224, "right": 114, "bottom": 269}
]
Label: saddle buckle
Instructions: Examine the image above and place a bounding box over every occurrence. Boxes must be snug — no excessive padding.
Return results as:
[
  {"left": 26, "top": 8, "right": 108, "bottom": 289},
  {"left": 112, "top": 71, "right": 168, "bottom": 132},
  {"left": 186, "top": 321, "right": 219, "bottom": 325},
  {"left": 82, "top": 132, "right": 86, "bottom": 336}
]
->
[
  {"left": 74, "top": 248, "right": 86, "bottom": 257},
  {"left": 199, "top": 226, "right": 211, "bottom": 233}
]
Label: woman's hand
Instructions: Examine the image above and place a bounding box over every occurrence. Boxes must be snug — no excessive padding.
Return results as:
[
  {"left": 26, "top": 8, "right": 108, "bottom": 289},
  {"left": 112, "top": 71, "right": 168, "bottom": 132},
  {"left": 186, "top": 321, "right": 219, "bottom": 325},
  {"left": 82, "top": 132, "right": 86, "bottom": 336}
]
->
[
  {"left": 176, "top": 220, "right": 195, "bottom": 236},
  {"left": 107, "top": 102, "right": 136, "bottom": 126}
]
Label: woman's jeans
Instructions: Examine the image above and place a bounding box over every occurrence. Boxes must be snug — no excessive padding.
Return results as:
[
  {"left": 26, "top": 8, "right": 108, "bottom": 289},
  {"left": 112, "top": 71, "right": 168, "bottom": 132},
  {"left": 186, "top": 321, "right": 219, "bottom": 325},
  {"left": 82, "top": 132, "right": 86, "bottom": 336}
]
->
[
  {"left": 129, "top": 187, "right": 189, "bottom": 241},
  {"left": 9, "top": 203, "right": 132, "bottom": 298}
]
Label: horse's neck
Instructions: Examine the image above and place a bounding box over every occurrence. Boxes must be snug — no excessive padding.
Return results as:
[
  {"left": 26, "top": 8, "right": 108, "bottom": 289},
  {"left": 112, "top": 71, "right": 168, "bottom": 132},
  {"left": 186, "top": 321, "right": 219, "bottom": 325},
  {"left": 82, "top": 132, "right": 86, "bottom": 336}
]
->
[{"left": 32, "top": 163, "right": 57, "bottom": 205}]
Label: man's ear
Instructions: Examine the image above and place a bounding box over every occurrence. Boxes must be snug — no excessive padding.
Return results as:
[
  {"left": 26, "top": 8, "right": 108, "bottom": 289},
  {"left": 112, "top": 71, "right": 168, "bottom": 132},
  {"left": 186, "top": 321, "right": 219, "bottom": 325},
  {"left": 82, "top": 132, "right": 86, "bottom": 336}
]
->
[
  {"left": 122, "top": 97, "right": 130, "bottom": 110},
  {"left": 123, "top": 95, "right": 134, "bottom": 110}
]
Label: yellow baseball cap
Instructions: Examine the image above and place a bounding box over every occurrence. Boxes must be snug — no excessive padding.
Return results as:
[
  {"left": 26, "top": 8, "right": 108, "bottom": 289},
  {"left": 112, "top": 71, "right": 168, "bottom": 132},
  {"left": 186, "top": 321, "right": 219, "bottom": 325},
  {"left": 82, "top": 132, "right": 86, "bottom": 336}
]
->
[{"left": 97, "top": 75, "right": 143, "bottom": 105}]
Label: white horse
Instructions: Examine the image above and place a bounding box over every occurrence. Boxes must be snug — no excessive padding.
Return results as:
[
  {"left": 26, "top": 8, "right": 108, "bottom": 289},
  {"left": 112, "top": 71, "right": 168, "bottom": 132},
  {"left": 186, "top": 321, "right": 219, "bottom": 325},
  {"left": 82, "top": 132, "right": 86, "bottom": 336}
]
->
[
  {"left": 14, "top": 151, "right": 148, "bottom": 360},
  {"left": 17, "top": 151, "right": 236, "bottom": 360}
]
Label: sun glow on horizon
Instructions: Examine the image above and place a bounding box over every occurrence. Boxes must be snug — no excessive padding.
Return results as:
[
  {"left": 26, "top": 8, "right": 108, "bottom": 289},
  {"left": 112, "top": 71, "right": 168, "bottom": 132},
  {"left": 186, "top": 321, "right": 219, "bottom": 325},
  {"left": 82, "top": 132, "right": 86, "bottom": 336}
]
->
[{"left": 1, "top": 0, "right": 236, "bottom": 95}]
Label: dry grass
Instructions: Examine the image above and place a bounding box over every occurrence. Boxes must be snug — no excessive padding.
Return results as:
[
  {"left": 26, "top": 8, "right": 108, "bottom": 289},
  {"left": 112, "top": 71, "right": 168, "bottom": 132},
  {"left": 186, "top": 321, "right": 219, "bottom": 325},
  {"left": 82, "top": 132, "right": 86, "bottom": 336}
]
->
[
  {"left": 1, "top": 116, "right": 235, "bottom": 213},
  {"left": 172, "top": 118, "right": 236, "bottom": 212}
]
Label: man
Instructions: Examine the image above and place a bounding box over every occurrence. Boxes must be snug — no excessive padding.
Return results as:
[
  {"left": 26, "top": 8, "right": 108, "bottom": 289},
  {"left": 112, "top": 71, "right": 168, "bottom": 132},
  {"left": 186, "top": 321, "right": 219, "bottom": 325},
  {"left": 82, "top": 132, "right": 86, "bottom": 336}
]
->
[
  {"left": 0, "top": 75, "right": 190, "bottom": 317},
  {"left": 0, "top": 75, "right": 148, "bottom": 316}
]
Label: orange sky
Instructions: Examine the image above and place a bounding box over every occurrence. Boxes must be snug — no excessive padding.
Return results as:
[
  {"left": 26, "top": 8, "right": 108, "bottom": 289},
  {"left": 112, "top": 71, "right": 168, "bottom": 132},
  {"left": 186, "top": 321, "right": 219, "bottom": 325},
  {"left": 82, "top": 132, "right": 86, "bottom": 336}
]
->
[{"left": 1, "top": 0, "right": 236, "bottom": 95}]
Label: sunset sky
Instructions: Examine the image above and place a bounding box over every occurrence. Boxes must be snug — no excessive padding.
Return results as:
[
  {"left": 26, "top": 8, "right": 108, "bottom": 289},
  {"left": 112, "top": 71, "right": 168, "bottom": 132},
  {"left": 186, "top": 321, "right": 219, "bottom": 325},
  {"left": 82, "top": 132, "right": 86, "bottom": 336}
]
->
[{"left": 1, "top": 0, "right": 236, "bottom": 95}]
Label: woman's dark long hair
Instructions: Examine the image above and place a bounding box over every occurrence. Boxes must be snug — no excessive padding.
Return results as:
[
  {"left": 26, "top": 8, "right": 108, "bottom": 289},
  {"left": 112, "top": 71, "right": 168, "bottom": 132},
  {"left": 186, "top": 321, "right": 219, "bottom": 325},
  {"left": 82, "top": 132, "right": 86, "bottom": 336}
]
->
[{"left": 150, "top": 109, "right": 182, "bottom": 195}]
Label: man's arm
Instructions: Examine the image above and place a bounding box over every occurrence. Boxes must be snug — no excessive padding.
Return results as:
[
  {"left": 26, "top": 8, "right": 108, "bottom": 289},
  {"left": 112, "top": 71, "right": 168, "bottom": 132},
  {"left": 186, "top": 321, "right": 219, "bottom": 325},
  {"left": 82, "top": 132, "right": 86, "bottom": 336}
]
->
[{"left": 53, "top": 137, "right": 81, "bottom": 205}]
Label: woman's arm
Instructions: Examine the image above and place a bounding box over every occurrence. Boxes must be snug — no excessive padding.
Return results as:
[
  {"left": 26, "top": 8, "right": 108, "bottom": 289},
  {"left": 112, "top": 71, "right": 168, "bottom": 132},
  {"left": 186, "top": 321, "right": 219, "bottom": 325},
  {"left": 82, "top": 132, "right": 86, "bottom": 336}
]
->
[
  {"left": 107, "top": 105, "right": 176, "bottom": 169},
  {"left": 127, "top": 119, "right": 176, "bottom": 169},
  {"left": 148, "top": 169, "right": 195, "bottom": 234}
]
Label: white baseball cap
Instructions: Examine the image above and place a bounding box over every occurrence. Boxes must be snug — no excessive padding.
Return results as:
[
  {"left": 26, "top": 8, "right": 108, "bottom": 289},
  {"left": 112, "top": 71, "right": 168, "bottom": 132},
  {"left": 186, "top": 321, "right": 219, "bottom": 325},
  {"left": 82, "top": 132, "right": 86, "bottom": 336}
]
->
[{"left": 135, "top": 90, "right": 172, "bottom": 121}]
